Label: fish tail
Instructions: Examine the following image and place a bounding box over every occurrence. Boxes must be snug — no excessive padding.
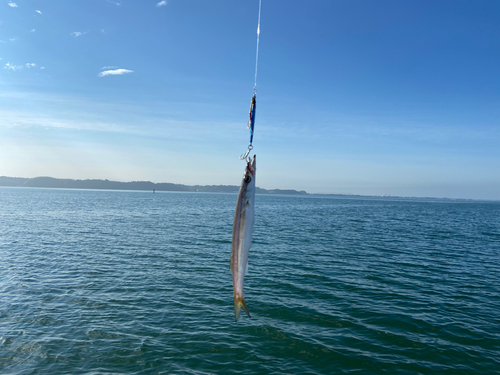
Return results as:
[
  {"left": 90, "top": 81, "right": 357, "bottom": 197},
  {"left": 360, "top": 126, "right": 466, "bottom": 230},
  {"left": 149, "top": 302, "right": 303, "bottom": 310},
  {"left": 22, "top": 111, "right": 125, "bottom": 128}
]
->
[{"left": 234, "top": 296, "right": 251, "bottom": 322}]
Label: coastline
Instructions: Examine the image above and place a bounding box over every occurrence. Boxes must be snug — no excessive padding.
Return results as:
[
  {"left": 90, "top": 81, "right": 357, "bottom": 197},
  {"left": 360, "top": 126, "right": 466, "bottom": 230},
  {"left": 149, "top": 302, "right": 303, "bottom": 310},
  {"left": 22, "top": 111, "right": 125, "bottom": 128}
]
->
[{"left": 0, "top": 176, "right": 495, "bottom": 202}]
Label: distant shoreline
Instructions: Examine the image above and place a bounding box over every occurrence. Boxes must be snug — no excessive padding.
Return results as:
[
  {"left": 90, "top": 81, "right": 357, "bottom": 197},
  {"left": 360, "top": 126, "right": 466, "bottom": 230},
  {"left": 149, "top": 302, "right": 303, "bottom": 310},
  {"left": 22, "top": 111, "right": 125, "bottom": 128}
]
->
[
  {"left": 0, "top": 176, "right": 492, "bottom": 202},
  {"left": 0, "top": 176, "right": 307, "bottom": 196}
]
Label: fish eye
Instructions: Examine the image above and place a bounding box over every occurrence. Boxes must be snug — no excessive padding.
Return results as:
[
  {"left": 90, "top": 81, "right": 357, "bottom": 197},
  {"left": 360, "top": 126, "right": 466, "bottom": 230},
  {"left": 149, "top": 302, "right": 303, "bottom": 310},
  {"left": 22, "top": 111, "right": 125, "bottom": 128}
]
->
[{"left": 244, "top": 175, "right": 252, "bottom": 183}]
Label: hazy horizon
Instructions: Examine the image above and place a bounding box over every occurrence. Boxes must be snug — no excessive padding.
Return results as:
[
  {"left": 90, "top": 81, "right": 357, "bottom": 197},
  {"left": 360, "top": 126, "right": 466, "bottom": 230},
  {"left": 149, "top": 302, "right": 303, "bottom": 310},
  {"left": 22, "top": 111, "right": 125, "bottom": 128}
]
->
[
  {"left": 1, "top": 1, "right": 499, "bottom": 200},
  {"left": 2, "top": 175, "right": 500, "bottom": 201}
]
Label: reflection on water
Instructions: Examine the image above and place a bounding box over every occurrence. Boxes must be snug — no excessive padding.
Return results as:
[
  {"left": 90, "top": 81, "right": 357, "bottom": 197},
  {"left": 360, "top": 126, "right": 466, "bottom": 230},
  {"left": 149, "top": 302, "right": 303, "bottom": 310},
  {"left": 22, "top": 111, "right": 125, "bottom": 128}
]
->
[{"left": 1, "top": 188, "right": 499, "bottom": 374}]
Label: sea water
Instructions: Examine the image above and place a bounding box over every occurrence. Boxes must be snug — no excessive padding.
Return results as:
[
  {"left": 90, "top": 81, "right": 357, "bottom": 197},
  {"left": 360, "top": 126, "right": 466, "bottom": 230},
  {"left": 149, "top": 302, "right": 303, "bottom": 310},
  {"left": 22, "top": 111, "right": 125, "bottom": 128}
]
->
[{"left": 0, "top": 187, "right": 499, "bottom": 374}]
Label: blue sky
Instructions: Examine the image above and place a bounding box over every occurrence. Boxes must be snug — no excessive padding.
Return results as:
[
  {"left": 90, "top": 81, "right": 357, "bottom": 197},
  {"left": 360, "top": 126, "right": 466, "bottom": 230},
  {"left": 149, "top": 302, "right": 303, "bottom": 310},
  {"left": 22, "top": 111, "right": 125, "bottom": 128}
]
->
[{"left": 1, "top": 0, "right": 499, "bottom": 199}]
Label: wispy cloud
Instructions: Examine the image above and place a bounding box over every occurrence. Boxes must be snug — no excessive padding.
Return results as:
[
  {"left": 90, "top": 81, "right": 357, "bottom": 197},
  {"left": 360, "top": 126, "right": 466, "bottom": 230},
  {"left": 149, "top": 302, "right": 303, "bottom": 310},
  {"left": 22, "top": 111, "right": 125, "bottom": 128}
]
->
[
  {"left": 156, "top": 1, "right": 167, "bottom": 7},
  {"left": 0, "top": 104, "right": 237, "bottom": 141},
  {"left": 107, "top": 0, "right": 122, "bottom": 5},
  {"left": 9, "top": 38, "right": 16, "bottom": 42},
  {"left": 0, "top": 110, "right": 129, "bottom": 133},
  {"left": 101, "top": 66, "right": 119, "bottom": 70},
  {"left": 98, "top": 68, "right": 133, "bottom": 77},
  {"left": 31, "top": 28, "right": 35, "bottom": 32},
  {"left": 5, "top": 62, "right": 23, "bottom": 71},
  {"left": 4, "top": 62, "right": 43, "bottom": 71},
  {"left": 71, "top": 31, "right": 87, "bottom": 38},
  {"left": 35, "top": 10, "right": 42, "bottom": 15},
  {"left": 8, "top": 2, "right": 17, "bottom": 8}
]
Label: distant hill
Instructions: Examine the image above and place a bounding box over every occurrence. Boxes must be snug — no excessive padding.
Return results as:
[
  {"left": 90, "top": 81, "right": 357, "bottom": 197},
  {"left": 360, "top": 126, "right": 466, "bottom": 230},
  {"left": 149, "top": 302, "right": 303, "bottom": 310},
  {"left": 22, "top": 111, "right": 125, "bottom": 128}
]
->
[{"left": 0, "top": 176, "right": 308, "bottom": 195}]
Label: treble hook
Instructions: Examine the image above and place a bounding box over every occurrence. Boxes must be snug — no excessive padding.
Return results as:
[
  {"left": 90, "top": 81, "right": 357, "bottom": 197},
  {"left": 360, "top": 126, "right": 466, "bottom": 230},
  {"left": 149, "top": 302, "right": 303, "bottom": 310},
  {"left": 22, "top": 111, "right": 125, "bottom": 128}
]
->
[{"left": 240, "top": 144, "right": 253, "bottom": 160}]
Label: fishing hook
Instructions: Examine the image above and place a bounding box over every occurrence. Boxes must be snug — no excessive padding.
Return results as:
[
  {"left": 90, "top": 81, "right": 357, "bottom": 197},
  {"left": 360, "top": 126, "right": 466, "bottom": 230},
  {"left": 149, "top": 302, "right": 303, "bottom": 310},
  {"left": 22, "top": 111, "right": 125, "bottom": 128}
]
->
[{"left": 240, "top": 144, "right": 253, "bottom": 160}]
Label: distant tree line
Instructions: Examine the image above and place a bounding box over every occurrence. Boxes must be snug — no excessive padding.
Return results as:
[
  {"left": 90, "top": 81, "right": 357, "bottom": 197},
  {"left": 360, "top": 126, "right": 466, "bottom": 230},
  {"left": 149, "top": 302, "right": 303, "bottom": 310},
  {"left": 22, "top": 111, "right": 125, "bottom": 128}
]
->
[{"left": 0, "top": 176, "right": 308, "bottom": 195}]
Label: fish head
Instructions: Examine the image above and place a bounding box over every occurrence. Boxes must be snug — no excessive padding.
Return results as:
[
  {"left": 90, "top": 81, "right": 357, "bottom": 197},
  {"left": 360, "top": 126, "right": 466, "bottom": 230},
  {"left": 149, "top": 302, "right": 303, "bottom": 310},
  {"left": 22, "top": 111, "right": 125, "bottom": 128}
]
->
[{"left": 244, "top": 155, "right": 256, "bottom": 183}]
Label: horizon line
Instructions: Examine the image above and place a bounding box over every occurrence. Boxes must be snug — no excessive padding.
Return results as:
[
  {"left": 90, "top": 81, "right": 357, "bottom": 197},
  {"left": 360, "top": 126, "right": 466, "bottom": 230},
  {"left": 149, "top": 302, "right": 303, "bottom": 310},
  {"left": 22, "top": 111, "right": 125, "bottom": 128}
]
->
[{"left": 0, "top": 175, "right": 497, "bottom": 202}]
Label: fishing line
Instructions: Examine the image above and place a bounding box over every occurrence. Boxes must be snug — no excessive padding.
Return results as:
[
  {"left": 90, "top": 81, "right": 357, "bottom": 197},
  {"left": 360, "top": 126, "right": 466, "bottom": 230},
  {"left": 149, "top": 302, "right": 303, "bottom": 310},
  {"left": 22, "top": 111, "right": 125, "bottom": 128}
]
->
[
  {"left": 254, "top": 0, "right": 262, "bottom": 95},
  {"left": 241, "top": 0, "right": 262, "bottom": 160}
]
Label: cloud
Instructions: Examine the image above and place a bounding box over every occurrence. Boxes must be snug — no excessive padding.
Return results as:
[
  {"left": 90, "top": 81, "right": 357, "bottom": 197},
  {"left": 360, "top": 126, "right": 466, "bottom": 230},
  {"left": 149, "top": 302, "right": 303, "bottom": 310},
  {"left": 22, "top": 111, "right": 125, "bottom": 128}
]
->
[
  {"left": 36, "top": 10, "right": 42, "bottom": 14},
  {"left": 4, "top": 62, "right": 23, "bottom": 71},
  {"left": 71, "top": 31, "right": 87, "bottom": 38},
  {"left": 107, "top": 0, "right": 122, "bottom": 5},
  {"left": 98, "top": 68, "right": 133, "bottom": 77},
  {"left": 10, "top": 38, "right": 16, "bottom": 42},
  {"left": 31, "top": 28, "right": 35, "bottom": 32},
  {"left": 156, "top": 1, "right": 167, "bottom": 7},
  {"left": 101, "top": 66, "right": 119, "bottom": 70},
  {"left": 8, "top": 2, "right": 17, "bottom": 8},
  {"left": 0, "top": 109, "right": 128, "bottom": 133},
  {"left": 4, "top": 62, "right": 42, "bottom": 71}
]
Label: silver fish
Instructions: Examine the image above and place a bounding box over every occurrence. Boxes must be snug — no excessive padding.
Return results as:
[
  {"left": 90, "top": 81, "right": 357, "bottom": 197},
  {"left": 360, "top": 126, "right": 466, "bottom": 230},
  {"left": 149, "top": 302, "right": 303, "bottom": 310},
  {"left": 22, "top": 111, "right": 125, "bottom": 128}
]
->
[{"left": 231, "top": 155, "right": 256, "bottom": 321}]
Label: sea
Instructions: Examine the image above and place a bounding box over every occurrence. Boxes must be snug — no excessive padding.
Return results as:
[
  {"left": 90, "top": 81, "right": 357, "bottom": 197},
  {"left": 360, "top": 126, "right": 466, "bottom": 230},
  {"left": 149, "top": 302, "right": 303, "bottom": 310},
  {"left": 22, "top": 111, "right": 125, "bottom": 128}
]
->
[{"left": 1, "top": 187, "right": 499, "bottom": 374}]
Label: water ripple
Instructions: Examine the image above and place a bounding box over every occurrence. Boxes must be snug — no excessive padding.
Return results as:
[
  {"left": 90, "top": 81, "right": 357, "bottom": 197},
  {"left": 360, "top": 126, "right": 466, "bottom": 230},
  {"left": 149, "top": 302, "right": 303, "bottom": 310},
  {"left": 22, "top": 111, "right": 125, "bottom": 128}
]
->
[{"left": 1, "top": 188, "right": 499, "bottom": 374}]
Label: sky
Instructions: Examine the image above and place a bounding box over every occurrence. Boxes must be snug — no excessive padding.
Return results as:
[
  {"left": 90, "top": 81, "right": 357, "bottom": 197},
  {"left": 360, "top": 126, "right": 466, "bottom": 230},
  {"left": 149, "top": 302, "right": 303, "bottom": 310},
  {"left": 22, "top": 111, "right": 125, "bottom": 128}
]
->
[{"left": 1, "top": 0, "right": 499, "bottom": 200}]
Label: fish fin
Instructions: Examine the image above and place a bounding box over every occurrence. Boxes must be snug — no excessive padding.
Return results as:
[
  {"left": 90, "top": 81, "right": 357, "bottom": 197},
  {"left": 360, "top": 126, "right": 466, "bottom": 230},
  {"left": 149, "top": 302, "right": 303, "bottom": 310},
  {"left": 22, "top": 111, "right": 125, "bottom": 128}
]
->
[{"left": 234, "top": 297, "right": 251, "bottom": 322}]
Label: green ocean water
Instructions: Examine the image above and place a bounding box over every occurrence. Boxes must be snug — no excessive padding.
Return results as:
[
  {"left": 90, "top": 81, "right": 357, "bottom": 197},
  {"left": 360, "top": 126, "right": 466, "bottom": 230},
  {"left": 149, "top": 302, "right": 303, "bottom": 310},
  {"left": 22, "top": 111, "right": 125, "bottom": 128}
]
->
[{"left": 1, "top": 187, "right": 499, "bottom": 374}]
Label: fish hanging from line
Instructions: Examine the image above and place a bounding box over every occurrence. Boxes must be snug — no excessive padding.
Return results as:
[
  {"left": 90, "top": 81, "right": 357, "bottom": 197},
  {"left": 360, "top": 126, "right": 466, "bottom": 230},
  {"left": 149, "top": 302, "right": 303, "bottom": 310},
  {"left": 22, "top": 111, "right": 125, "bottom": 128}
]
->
[
  {"left": 231, "top": 155, "right": 256, "bottom": 321},
  {"left": 231, "top": 0, "right": 262, "bottom": 322}
]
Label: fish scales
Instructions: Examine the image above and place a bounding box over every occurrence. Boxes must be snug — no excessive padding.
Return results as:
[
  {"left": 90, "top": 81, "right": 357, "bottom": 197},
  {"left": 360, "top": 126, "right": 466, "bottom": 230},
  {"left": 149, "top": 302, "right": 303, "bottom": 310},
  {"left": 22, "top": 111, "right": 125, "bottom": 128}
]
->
[{"left": 231, "top": 155, "right": 256, "bottom": 321}]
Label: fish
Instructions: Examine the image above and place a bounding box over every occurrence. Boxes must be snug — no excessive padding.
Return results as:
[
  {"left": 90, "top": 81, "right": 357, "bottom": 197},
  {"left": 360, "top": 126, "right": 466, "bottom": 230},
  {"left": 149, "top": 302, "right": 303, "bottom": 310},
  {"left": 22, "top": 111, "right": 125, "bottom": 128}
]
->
[{"left": 231, "top": 155, "right": 256, "bottom": 321}]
